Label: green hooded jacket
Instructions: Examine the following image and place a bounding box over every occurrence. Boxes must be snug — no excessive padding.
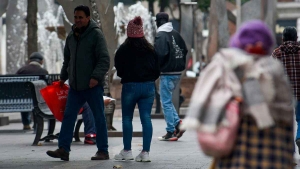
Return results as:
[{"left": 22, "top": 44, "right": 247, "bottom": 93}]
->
[{"left": 60, "top": 20, "right": 110, "bottom": 91}]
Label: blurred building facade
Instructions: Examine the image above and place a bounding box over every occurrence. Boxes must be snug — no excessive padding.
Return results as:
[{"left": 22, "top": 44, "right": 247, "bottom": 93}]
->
[{"left": 276, "top": 0, "right": 300, "bottom": 46}]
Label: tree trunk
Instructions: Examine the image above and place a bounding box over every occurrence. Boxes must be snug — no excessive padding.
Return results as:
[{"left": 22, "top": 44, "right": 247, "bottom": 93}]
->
[
  {"left": 159, "top": 0, "right": 168, "bottom": 12},
  {"left": 148, "top": 0, "right": 155, "bottom": 16},
  {"left": 195, "top": 10, "right": 203, "bottom": 65},
  {"left": 177, "top": 0, "right": 181, "bottom": 32},
  {"left": 27, "top": 0, "right": 38, "bottom": 60},
  {"left": 207, "top": 0, "right": 229, "bottom": 60},
  {"left": 260, "top": 0, "right": 267, "bottom": 20}
]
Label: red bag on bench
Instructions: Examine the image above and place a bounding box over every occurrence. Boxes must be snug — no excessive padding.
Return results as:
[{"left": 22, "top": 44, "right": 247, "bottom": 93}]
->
[{"left": 40, "top": 81, "right": 83, "bottom": 122}]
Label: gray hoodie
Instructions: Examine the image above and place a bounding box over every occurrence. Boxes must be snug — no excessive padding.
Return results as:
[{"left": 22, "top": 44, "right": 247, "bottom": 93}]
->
[{"left": 60, "top": 20, "right": 110, "bottom": 91}]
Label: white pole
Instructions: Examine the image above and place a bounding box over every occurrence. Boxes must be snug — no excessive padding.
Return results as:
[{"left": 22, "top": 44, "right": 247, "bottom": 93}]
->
[
  {"left": 0, "top": 16, "right": 2, "bottom": 74},
  {"left": 1, "top": 14, "right": 5, "bottom": 74}
]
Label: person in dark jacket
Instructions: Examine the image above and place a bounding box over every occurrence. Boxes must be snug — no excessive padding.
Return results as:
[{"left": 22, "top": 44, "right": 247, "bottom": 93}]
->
[
  {"left": 271, "top": 26, "right": 300, "bottom": 154},
  {"left": 154, "top": 12, "right": 188, "bottom": 141},
  {"left": 16, "top": 52, "right": 48, "bottom": 130},
  {"left": 46, "top": 5, "right": 110, "bottom": 161},
  {"left": 114, "top": 16, "right": 160, "bottom": 162}
]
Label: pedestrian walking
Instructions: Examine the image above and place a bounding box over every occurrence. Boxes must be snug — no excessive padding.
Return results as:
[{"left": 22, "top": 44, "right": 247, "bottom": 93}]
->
[
  {"left": 182, "top": 20, "right": 295, "bottom": 169},
  {"left": 271, "top": 26, "right": 300, "bottom": 153},
  {"left": 46, "top": 5, "right": 110, "bottom": 161},
  {"left": 154, "top": 12, "right": 188, "bottom": 141},
  {"left": 114, "top": 16, "right": 160, "bottom": 162}
]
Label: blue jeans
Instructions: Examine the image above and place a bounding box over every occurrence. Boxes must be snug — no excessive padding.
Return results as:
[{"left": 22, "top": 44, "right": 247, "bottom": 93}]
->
[
  {"left": 296, "top": 101, "right": 300, "bottom": 140},
  {"left": 82, "top": 103, "right": 96, "bottom": 135},
  {"left": 58, "top": 86, "right": 108, "bottom": 153},
  {"left": 160, "top": 75, "right": 181, "bottom": 133},
  {"left": 21, "top": 112, "right": 31, "bottom": 125},
  {"left": 122, "top": 82, "right": 155, "bottom": 152}
]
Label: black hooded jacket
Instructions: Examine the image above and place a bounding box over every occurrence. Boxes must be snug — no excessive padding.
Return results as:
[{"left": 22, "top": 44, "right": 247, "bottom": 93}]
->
[
  {"left": 154, "top": 22, "right": 188, "bottom": 75},
  {"left": 114, "top": 42, "right": 160, "bottom": 84}
]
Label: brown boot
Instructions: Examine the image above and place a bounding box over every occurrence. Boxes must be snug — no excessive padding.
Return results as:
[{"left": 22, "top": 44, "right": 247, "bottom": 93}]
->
[
  {"left": 91, "top": 151, "right": 109, "bottom": 160},
  {"left": 46, "top": 148, "right": 69, "bottom": 161},
  {"left": 23, "top": 125, "right": 31, "bottom": 130}
]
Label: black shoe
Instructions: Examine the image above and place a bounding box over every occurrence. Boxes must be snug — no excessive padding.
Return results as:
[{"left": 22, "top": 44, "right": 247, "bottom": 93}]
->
[
  {"left": 23, "top": 125, "right": 31, "bottom": 130},
  {"left": 296, "top": 139, "right": 300, "bottom": 155},
  {"left": 158, "top": 131, "right": 178, "bottom": 141},
  {"left": 46, "top": 148, "right": 69, "bottom": 161},
  {"left": 175, "top": 120, "right": 186, "bottom": 138},
  {"left": 91, "top": 151, "right": 110, "bottom": 160}
]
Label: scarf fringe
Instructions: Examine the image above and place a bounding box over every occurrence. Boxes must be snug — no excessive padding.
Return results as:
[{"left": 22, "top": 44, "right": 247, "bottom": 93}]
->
[
  {"left": 180, "top": 117, "right": 200, "bottom": 130},
  {"left": 181, "top": 117, "right": 220, "bottom": 133}
]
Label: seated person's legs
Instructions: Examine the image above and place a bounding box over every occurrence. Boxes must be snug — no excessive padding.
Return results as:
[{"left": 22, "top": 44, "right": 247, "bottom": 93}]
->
[
  {"left": 21, "top": 112, "right": 31, "bottom": 130},
  {"left": 82, "top": 97, "right": 112, "bottom": 145},
  {"left": 82, "top": 102, "right": 97, "bottom": 145}
]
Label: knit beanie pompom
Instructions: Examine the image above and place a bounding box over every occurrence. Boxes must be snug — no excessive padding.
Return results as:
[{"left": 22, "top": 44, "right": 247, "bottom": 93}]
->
[{"left": 133, "top": 16, "right": 142, "bottom": 25}]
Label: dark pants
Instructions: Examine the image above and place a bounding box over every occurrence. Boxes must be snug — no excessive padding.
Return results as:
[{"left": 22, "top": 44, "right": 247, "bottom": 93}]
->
[
  {"left": 296, "top": 100, "right": 300, "bottom": 140},
  {"left": 58, "top": 86, "right": 108, "bottom": 153},
  {"left": 20, "top": 112, "right": 31, "bottom": 125},
  {"left": 82, "top": 102, "right": 96, "bottom": 134}
]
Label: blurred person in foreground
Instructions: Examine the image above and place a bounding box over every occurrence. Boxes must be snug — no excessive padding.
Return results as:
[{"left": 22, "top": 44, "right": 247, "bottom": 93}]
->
[
  {"left": 16, "top": 52, "right": 48, "bottom": 130},
  {"left": 182, "top": 20, "right": 294, "bottom": 169},
  {"left": 114, "top": 16, "right": 160, "bottom": 162},
  {"left": 271, "top": 27, "right": 300, "bottom": 153}
]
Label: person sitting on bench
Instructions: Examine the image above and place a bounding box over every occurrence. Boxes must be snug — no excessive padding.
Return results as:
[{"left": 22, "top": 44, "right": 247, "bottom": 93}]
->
[
  {"left": 82, "top": 97, "right": 112, "bottom": 145},
  {"left": 16, "top": 52, "right": 48, "bottom": 130}
]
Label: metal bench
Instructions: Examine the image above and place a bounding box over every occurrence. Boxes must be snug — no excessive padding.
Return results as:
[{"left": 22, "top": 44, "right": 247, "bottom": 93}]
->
[
  {"left": 0, "top": 74, "right": 60, "bottom": 114},
  {"left": 26, "top": 80, "right": 83, "bottom": 146},
  {"left": 105, "top": 99, "right": 116, "bottom": 131},
  {"left": 103, "top": 71, "right": 116, "bottom": 131},
  {"left": 27, "top": 79, "right": 116, "bottom": 145},
  {"left": 0, "top": 75, "right": 41, "bottom": 113},
  {"left": 0, "top": 73, "right": 116, "bottom": 144}
]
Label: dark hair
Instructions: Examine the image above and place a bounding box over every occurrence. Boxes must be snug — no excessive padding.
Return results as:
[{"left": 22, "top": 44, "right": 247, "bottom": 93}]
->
[
  {"left": 124, "top": 37, "right": 154, "bottom": 52},
  {"left": 283, "top": 26, "right": 297, "bottom": 42},
  {"left": 74, "top": 5, "right": 90, "bottom": 17}
]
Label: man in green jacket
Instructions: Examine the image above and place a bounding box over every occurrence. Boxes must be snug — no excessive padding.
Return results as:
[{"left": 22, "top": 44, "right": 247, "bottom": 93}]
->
[{"left": 46, "top": 5, "right": 110, "bottom": 161}]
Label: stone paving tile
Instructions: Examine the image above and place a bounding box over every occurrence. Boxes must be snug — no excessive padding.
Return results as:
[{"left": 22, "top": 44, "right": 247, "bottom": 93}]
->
[
  {"left": 2, "top": 116, "right": 300, "bottom": 169},
  {"left": 0, "top": 117, "right": 212, "bottom": 169}
]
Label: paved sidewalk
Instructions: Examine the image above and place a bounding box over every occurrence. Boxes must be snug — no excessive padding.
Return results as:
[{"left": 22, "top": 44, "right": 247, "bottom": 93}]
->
[
  {"left": 2, "top": 113, "right": 300, "bottom": 169},
  {"left": 0, "top": 116, "right": 212, "bottom": 169}
]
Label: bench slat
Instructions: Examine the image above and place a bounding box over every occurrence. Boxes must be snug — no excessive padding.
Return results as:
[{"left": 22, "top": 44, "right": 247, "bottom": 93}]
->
[{"left": 0, "top": 74, "right": 60, "bottom": 113}]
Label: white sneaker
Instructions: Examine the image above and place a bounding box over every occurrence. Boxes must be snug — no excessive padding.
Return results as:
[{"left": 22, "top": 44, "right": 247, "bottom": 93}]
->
[
  {"left": 135, "top": 151, "right": 151, "bottom": 162},
  {"left": 114, "top": 150, "right": 134, "bottom": 160}
]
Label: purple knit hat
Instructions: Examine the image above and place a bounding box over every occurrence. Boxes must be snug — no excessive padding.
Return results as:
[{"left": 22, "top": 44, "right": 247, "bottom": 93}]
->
[{"left": 229, "top": 20, "right": 274, "bottom": 54}]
